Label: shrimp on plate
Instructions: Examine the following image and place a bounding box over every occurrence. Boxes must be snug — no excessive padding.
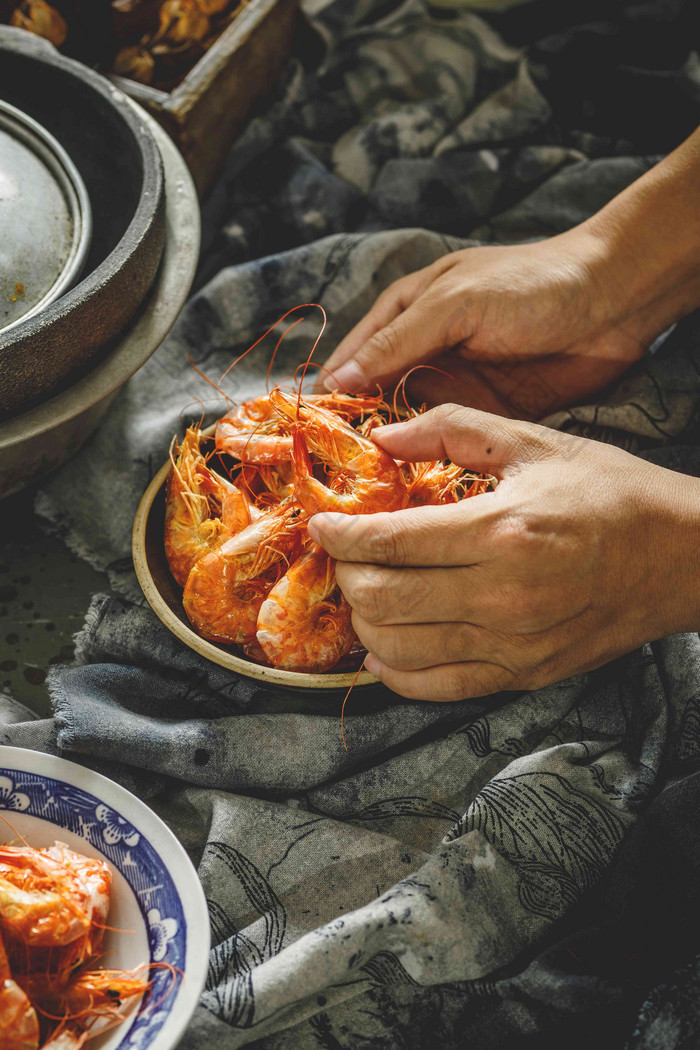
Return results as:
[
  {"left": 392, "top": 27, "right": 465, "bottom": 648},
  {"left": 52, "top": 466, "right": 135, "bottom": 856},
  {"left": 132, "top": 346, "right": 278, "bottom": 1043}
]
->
[
  {"left": 182, "top": 501, "right": 308, "bottom": 645},
  {"left": 269, "top": 389, "right": 408, "bottom": 514},
  {"left": 215, "top": 390, "right": 385, "bottom": 464},
  {"left": 0, "top": 844, "right": 110, "bottom": 969},
  {"left": 256, "top": 543, "right": 354, "bottom": 672},
  {"left": 0, "top": 840, "right": 152, "bottom": 1049},
  {"left": 164, "top": 426, "right": 254, "bottom": 587},
  {"left": 21, "top": 967, "right": 148, "bottom": 1030},
  {"left": 0, "top": 932, "right": 39, "bottom": 1050},
  {"left": 403, "top": 459, "right": 494, "bottom": 507}
]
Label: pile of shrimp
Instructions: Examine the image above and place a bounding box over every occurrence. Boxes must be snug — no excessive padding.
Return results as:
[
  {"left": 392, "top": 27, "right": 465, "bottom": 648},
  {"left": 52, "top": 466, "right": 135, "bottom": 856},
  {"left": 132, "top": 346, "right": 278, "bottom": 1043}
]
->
[
  {"left": 165, "top": 378, "right": 493, "bottom": 674},
  {"left": 0, "top": 840, "right": 151, "bottom": 1049}
]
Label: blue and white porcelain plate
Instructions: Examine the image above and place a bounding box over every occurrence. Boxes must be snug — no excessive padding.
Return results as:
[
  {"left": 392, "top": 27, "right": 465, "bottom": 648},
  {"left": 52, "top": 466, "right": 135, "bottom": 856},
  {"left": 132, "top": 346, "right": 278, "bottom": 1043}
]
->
[{"left": 0, "top": 745, "right": 210, "bottom": 1050}]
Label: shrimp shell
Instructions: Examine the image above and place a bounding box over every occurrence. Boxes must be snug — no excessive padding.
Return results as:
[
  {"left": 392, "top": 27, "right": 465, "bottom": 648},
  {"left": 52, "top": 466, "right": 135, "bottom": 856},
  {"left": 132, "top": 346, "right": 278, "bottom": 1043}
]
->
[
  {"left": 257, "top": 545, "right": 354, "bottom": 672},
  {"left": 182, "top": 502, "right": 307, "bottom": 645}
]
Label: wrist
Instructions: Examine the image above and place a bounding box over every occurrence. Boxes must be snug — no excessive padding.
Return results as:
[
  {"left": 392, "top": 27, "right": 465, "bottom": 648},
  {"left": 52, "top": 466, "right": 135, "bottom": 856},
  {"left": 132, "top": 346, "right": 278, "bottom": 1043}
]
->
[
  {"left": 571, "top": 133, "right": 700, "bottom": 348},
  {"left": 641, "top": 465, "right": 700, "bottom": 639}
]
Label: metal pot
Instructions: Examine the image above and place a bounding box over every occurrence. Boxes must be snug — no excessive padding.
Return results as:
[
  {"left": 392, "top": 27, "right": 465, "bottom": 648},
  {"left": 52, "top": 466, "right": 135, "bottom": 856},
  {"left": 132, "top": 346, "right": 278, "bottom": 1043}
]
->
[{"left": 0, "top": 26, "right": 165, "bottom": 417}]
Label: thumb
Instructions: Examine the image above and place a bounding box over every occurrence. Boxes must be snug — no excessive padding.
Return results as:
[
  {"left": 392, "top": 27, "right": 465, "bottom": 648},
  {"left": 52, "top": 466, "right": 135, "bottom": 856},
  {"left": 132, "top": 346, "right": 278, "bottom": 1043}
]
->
[
  {"left": 373, "top": 404, "right": 545, "bottom": 474},
  {"left": 324, "top": 297, "right": 457, "bottom": 394}
]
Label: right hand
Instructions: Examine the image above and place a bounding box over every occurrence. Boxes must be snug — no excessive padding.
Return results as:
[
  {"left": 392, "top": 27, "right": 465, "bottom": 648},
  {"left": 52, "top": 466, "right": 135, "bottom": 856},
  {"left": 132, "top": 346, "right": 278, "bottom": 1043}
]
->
[{"left": 315, "top": 232, "right": 653, "bottom": 419}]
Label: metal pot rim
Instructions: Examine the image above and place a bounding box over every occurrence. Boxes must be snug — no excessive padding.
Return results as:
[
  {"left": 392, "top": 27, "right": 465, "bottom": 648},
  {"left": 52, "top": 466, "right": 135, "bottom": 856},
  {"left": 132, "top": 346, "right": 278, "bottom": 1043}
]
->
[{"left": 0, "top": 98, "right": 93, "bottom": 336}]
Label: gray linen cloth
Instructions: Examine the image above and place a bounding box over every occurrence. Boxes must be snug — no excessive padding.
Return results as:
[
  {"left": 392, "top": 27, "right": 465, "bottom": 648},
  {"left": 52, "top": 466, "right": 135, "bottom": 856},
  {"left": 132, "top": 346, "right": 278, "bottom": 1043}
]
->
[{"left": 4, "top": 0, "right": 700, "bottom": 1046}]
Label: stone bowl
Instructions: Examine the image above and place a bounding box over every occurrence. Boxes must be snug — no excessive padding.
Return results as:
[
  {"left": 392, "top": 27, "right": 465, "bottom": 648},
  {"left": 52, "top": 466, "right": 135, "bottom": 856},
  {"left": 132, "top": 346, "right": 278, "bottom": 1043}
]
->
[
  {"left": 0, "top": 26, "right": 165, "bottom": 417},
  {"left": 0, "top": 111, "right": 199, "bottom": 497}
]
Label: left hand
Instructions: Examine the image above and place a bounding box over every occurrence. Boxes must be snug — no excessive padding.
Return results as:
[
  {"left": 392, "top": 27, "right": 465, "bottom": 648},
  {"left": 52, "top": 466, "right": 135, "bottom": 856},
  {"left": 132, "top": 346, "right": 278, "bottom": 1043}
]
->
[{"left": 307, "top": 405, "right": 699, "bottom": 700}]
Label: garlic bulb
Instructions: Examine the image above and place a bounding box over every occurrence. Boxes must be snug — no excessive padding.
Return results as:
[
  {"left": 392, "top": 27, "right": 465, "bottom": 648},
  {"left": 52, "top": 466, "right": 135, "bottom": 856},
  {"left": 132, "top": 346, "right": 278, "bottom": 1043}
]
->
[{"left": 10, "top": 0, "right": 67, "bottom": 47}]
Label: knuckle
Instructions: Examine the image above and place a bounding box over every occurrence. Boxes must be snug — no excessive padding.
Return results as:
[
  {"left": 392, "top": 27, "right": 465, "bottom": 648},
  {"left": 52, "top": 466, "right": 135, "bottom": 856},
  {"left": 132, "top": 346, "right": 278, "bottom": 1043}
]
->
[
  {"left": 373, "top": 629, "right": 419, "bottom": 671},
  {"left": 493, "top": 511, "right": 540, "bottom": 556},
  {"left": 363, "top": 517, "right": 406, "bottom": 565},
  {"left": 441, "top": 667, "right": 474, "bottom": 702},
  {"left": 365, "top": 325, "right": 401, "bottom": 366},
  {"left": 432, "top": 402, "right": 466, "bottom": 429},
  {"left": 345, "top": 568, "right": 388, "bottom": 622}
]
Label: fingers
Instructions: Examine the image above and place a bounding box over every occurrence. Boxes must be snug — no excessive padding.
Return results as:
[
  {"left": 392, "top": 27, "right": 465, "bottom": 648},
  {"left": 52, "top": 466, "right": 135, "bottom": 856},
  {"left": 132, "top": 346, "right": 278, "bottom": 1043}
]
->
[
  {"left": 321, "top": 289, "right": 471, "bottom": 396},
  {"left": 316, "top": 262, "right": 453, "bottom": 393},
  {"left": 309, "top": 501, "right": 497, "bottom": 568},
  {"left": 351, "top": 614, "right": 516, "bottom": 669},
  {"left": 372, "top": 403, "right": 545, "bottom": 472},
  {"left": 324, "top": 301, "right": 446, "bottom": 393},
  {"left": 316, "top": 288, "right": 404, "bottom": 393},
  {"left": 335, "top": 562, "right": 494, "bottom": 623},
  {"left": 363, "top": 652, "right": 518, "bottom": 702}
]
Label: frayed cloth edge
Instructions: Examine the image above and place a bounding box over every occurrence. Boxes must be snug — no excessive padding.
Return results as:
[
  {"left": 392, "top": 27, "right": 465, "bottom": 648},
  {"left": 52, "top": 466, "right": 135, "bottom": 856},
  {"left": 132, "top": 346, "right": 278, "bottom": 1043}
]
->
[
  {"left": 72, "top": 594, "right": 112, "bottom": 665},
  {"left": 47, "top": 665, "right": 77, "bottom": 752}
]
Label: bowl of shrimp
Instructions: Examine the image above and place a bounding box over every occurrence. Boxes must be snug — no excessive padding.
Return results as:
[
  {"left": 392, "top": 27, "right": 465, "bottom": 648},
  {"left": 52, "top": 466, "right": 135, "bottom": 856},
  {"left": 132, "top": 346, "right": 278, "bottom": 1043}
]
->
[
  {"left": 132, "top": 381, "right": 494, "bottom": 691},
  {"left": 0, "top": 745, "right": 210, "bottom": 1049}
]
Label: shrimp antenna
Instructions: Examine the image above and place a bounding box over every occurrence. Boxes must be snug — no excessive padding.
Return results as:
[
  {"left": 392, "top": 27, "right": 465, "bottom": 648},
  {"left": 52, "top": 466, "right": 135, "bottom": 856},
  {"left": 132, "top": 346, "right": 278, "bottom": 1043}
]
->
[
  {"left": 0, "top": 812, "right": 31, "bottom": 847},
  {"left": 218, "top": 303, "right": 326, "bottom": 389},
  {"left": 178, "top": 394, "right": 210, "bottom": 431},
  {"left": 187, "top": 354, "right": 234, "bottom": 410},
  {"left": 393, "top": 363, "right": 456, "bottom": 421},
  {"left": 340, "top": 662, "right": 365, "bottom": 752},
  {"left": 295, "top": 303, "right": 327, "bottom": 411},
  {"left": 266, "top": 317, "right": 306, "bottom": 390}
]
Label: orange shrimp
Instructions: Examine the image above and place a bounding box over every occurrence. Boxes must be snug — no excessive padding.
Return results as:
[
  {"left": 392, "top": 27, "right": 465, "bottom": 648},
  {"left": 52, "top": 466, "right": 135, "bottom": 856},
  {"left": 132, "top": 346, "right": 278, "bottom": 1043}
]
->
[
  {"left": 0, "top": 844, "right": 111, "bottom": 982},
  {"left": 256, "top": 544, "right": 354, "bottom": 672},
  {"left": 38, "top": 1028, "right": 87, "bottom": 1049},
  {"left": 403, "top": 461, "right": 494, "bottom": 507},
  {"left": 269, "top": 389, "right": 408, "bottom": 514},
  {"left": 165, "top": 426, "right": 253, "bottom": 587},
  {"left": 0, "top": 931, "right": 39, "bottom": 1050},
  {"left": 0, "top": 872, "right": 90, "bottom": 950},
  {"left": 215, "top": 391, "right": 385, "bottom": 464},
  {"left": 22, "top": 967, "right": 148, "bottom": 1027},
  {"left": 182, "top": 502, "right": 307, "bottom": 645},
  {"left": 41, "top": 845, "right": 111, "bottom": 963}
]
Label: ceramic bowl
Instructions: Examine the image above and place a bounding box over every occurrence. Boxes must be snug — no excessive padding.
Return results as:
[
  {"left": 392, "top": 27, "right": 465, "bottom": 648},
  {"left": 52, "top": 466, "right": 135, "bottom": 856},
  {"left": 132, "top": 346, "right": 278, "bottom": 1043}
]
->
[
  {"left": 132, "top": 448, "right": 377, "bottom": 691},
  {"left": 0, "top": 745, "right": 210, "bottom": 1050}
]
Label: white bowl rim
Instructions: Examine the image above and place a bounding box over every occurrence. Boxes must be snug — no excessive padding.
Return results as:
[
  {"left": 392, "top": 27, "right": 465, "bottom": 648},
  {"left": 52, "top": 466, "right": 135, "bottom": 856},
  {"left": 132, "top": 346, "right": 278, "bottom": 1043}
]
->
[{"left": 0, "top": 744, "right": 210, "bottom": 1050}]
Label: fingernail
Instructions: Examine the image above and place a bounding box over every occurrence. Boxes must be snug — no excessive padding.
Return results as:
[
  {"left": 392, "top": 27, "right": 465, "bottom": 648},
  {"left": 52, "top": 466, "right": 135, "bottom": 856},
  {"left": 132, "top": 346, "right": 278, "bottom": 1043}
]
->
[
  {"left": 325, "top": 360, "right": 365, "bottom": 393},
  {"left": 364, "top": 653, "right": 381, "bottom": 676}
]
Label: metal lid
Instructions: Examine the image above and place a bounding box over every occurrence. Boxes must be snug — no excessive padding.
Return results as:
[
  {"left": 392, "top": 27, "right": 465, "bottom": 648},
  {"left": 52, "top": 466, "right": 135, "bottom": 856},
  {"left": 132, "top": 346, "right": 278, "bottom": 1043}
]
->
[{"left": 0, "top": 99, "right": 92, "bottom": 335}]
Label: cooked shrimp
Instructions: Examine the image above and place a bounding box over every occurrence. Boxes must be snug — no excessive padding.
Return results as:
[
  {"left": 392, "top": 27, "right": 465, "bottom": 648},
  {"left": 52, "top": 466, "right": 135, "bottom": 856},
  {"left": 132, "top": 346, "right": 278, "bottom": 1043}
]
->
[
  {"left": 182, "top": 502, "right": 307, "bottom": 645},
  {"left": 256, "top": 544, "right": 354, "bottom": 672},
  {"left": 0, "top": 874, "right": 90, "bottom": 949},
  {"left": 403, "top": 461, "right": 494, "bottom": 507},
  {"left": 39, "top": 1029, "right": 87, "bottom": 1049},
  {"left": 42, "top": 845, "right": 111, "bottom": 961},
  {"left": 269, "top": 389, "right": 408, "bottom": 514},
  {"left": 165, "top": 426, "right": 252, "bottom": 587},
  {"left": 0, "top": 932, "right": 39, "bottom": 1050},
  {"left": 0, "top": 845, "right": 110, "bottom": 954},
  {"left": 215, "top": 391, "right": 385, "bottom": 464},
  {"left": 22, "top": 967, "right": 148, "bottom": 1027}
]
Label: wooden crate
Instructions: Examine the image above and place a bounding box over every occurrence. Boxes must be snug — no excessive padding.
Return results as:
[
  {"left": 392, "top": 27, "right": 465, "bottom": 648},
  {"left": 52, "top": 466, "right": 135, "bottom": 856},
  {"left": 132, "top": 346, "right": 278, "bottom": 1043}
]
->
[{"left": 111, "top": 0, "right": 298, "bottom": 196}]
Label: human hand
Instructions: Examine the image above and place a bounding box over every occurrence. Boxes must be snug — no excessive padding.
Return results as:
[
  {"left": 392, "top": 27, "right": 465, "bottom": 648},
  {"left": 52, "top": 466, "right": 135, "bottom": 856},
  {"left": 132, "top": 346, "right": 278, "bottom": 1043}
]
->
[
  {"left": 315, "top": 234, "right": 651, "bottom": 419},
  {"left": 317, "top": 128, "right": 700, "bottom": 418},
  {"left": 307, "top": 405, "right": 700, "bottom": 700}
]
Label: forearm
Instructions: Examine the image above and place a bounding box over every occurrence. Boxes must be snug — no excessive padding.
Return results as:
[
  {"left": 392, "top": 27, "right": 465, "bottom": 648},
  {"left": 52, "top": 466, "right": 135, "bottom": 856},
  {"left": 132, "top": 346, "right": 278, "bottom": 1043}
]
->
[
  {"left": 646, "top": 462, "right": 700, "bottom": 638},
  {"left": 574, "top": 126, "right": 700, "bottom": 344}
]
